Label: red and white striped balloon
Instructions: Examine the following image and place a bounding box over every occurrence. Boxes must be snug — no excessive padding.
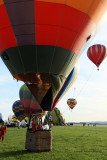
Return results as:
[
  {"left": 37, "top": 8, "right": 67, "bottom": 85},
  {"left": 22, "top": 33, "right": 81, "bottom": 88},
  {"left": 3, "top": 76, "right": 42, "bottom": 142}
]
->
[{"left": 87, "top": 44, "right": 106, "bottom": 68}]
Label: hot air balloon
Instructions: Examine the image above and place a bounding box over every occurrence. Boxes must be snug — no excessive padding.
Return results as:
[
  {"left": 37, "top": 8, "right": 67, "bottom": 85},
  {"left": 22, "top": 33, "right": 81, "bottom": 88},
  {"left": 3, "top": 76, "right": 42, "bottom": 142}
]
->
[
  {"left": 19, "top": 84, "right": 46, "bottom": 116},
  {"left": 44, "top": 107, "right": 66, "bottom": 125},
  {"left": 0, "top": 1, "right": 107, "bottom": 112},
  {"left": 12, "top": 115, "right": 18, "bottom": 122},
  {"left": 52, "top": 60, "right": 79, "bottom": 108},
  {"left": 67, "top": 98, "right": 77, "bottom": 110},
  {"left": 12, "top": 100, "right": 26, "bottom": 121},
  {"left": 87, "top": 44, "right": 106, "bottom": 70},
  {"left": 0, "top": 112, "right": 3, "bottom": 123}
]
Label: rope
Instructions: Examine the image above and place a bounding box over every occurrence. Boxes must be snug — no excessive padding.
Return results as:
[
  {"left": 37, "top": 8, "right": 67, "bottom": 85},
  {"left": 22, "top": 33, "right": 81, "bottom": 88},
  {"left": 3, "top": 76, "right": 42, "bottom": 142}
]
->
[
  {"left": 58, "top": 45, "right": 106, "bottom": 118},
  {"left": 75, "top": 64, "right": 95, "bottom": 99}
]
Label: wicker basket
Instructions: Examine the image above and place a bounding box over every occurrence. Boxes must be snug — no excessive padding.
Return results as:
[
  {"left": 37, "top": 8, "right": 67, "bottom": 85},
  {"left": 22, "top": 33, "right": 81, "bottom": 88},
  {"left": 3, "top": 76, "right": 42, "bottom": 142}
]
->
[{"left": 25, "top": 130, "right": 52, "bottom": 152}]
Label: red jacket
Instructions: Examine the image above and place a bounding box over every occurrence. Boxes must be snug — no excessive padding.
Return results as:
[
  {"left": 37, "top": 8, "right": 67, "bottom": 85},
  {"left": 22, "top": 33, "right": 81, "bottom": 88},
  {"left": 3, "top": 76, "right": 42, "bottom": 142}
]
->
[
  {"left": 0, "top": 125, "right": 7, "bottom": 135},
  {"left": 37, "top": 124, "right": 42, "bottom": 129},
  {"left": 32, "top": 122, "right": 35, "bottom": 131}
]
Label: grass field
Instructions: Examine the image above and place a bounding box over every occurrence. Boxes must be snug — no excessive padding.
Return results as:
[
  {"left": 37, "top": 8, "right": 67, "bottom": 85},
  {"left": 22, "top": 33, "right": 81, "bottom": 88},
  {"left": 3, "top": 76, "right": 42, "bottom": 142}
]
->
[{"left": 0, "top": 126, "right": 107, "bottom": 160}]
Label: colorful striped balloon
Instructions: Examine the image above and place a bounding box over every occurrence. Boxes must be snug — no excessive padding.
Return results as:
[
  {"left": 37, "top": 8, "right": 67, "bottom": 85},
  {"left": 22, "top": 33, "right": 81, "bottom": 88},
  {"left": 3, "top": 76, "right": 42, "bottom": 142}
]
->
[
  {"left": 44, "top": 107, "right": 66, "bottom": 125},
  {"left": 52, "top": 61, "right": 79, "bottom": 109},
  {"left": 19, "top": 84, "right": 45, "bottom": 116},
  {"left": 67, "top": 98, "right": 77, "bottom": 109},
  {"left": 12, "top": 100, "right": 26, "bottom": 121}
]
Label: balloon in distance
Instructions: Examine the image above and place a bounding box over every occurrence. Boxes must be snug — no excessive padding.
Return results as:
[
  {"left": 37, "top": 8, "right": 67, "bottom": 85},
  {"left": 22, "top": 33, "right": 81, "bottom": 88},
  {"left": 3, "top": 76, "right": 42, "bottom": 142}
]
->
[
  {"left": 67, "top": 98, "right": 77, "bottom": 110},
  {"left": 19, "top": 84, "right": 46, "bottom": 116},
  {"left": 0, "top": 112, "right": 3, "bottom": 120},
  {"left": 0, "top": 112, "right": 3, "bottom": 123},
  {"left": 12, "top": 100, "right": 26, "bottom": 121},
  {"left": 44, "top": 107, "right": 66, "bottom": 125},
  {"left": 87, "top": 44, "right": 106, "bottom": 69}
]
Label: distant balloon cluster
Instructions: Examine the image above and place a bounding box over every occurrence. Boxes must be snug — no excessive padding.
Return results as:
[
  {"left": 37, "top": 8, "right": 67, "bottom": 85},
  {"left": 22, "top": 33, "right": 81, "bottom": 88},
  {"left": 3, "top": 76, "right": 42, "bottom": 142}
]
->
[{"left": 12, "top": 84, "right": 47, "bottom": 122}]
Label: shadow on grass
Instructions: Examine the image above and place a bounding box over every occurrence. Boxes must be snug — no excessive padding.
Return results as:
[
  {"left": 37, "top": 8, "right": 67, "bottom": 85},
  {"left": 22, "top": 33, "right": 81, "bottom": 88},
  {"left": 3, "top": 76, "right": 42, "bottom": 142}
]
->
[
  {"left": 0, "top": 149, "right": 51, "bottom": 158},
  {"left": 0, "top": 150, "right": 31, "bottom": 158}
]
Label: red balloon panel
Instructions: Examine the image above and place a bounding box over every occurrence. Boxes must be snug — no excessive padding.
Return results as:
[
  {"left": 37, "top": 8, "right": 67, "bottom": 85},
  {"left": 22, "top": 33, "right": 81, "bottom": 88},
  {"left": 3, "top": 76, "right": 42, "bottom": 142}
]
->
[{"left": 0, "top": 5, "right": 17, "bottom": 53}]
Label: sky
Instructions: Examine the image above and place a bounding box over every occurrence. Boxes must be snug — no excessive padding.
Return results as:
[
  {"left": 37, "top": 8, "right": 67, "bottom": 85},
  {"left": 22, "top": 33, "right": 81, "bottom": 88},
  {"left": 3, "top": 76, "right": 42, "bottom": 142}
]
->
[{"left": 0, "top": 17, "right": 107, "bottom": 123}]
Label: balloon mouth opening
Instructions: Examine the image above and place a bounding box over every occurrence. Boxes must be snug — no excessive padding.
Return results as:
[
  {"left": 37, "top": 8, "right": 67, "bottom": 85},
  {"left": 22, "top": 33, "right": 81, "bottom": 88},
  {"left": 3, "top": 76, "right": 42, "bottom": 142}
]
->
[
  {"left": 14, "top": 73, "right": 52, "bottom": 84},
  {"left": 97, "top": 67, "right": 99, "bottom": 71}
]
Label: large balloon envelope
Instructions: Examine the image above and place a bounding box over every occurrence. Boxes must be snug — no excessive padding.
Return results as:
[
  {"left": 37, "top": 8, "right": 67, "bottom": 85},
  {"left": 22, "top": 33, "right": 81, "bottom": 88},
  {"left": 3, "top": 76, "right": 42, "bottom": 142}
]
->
[
  {"left": 87, "top": 44, "right": 106, "bottom": 69},
  {"left": 19, "top": 84, "right": 46, "bottom": 116},
  {"left": 67, "top": 98, "right": 77, "bottom": 110},
  {"left": 0, "top": 0, "right": 107, "bottom": 111},
  {"left": 12, "top": 100, "right": 26, "bottom": 121}
]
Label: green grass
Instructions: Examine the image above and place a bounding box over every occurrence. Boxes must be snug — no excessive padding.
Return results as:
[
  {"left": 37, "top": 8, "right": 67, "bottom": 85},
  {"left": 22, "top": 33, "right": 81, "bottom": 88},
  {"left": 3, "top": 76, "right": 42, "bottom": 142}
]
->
[{"left": 0, "top": 126, "right": 107, "bottom": 160}]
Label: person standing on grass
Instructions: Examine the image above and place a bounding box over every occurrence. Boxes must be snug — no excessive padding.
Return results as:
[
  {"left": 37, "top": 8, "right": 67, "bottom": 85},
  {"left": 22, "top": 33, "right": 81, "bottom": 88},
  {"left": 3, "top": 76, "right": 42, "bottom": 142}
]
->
[{"left": 0, "top": 121, "right": 7, "bottom": 141}]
